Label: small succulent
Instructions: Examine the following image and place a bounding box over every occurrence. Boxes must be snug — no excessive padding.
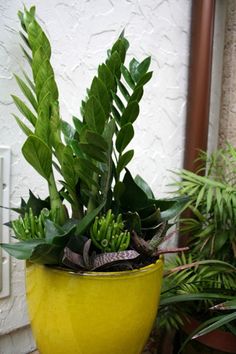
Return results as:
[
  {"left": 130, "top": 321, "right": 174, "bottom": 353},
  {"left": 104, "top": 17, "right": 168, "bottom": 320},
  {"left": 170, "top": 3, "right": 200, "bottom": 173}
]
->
[
  {"left": 12, "top": 208, "right": 51, "bottom": 240},
  {"left": 90, "top": 210, "right": 130, "bottom": 252}
]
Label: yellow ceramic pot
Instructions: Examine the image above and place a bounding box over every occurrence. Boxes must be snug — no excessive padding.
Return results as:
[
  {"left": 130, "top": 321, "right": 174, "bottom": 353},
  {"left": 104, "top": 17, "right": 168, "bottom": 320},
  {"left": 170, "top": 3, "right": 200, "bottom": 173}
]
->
[{"left": 26, "top": 259, "right": 163, "bottom": 354}]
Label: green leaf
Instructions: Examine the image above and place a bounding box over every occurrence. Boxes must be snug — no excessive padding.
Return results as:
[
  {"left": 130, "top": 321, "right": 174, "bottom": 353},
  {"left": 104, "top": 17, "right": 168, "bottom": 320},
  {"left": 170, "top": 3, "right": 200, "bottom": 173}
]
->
[
  {"left": 106, "top": 51, "right": 121, "bottom": 77},
  {"left": 98, "top": 64, "right": 116, "bottom": 92},
  {"left": 14, "top": 74, "right": 38, "bottom": 111},
  {"left": 114, "top": 181, "right": 125, "bottom": 201},
  {"left": 129, "top": 86, "right": 143, "bottom": 103},
  {"left": 111, "top": 38, "right": 128, "bottom": 63},
  {"left": 84, "top": 96, "right": 106, "bottom": 134},
  {"left": 61, "top": 146, "right": 78, "bottom": 189},
  {"left": 111, "top": 91, "right": 125, "bottom": 113},
  {"left": 0, "top": 239, "right": 45, "bottom": 260},
  {"left": 22, "top": 135, "right": 52, "bottom": 180},
  {"left": 61, "top": 120, "right": 76, "bottom": 144},
  {"left": 160, "top": 293, "right": 235, "bottom": 306},
  {"left": 76, "top": 157, "right": 102, "bottom": 175},
  {"left": 74, "top": 162, "right": 99, "bottom": 189},
  {"left": 120, "top": 101, "right": 139, "bottom": 126},
  {"left": 117, "top": 150, "right": 134, "bottom": 175},
  {"left": 29, "top": 243, "right": 61, "bottom": 264},
  {"left": 22, "top": 69, "right": 35, "bottom": 92},
  {"left": 116, "top": 78, "right": 130, "bottom": 101},
  {"left": 20, "top": 45, "right": 32, "bottom": 65},
  {"left": 111, "top": 105, "right": 121, "bottom": 124},
  {"left": 193, "top": 312, "right": 236, "bottom": 339},
  {"left": 121, "top": 64, "right": 135, "bottom": 89},
  {"left": 85, "top": 130, "right": 108, "bottom": 151},
  {"left": 90, "top": 77, "right": 110, "bottom": 116},
  {"left": 79, "top": 143, "right": 107, "bottom": 163},
  {"left": 44, "top": 219, "right": 77, "bottom": 245},
  {"left": 72, "top": 116, "right": 83, "bottom": 134},
  {"left": 159, "top": 196, "right": 189, "bottom": 221},
  {"left": 13, "top": 114, "right": 33, "bottom": 136},
  {"left": 137, "top": 57, "right": 151, "bottom": 78},
  {"left": 129, "top": 58, "right": 140, "bottom": 82},
  {"left": 134, "top": 175, "right": 155, "bottom": 199},
  {"left": 136, "top": 71, "right": 153, "bottom": 86},
  {"left": 76, "top": 202, "right": 105, "bottom": 236},
  {"left": 116, "top": 123, "right": 134, "bottom": 153},
  {"left": 119, "top": 170, "right": 149, "bottom": 211},
  {"left": 12, "top": 95, "right": 37, "bottom": 126}
]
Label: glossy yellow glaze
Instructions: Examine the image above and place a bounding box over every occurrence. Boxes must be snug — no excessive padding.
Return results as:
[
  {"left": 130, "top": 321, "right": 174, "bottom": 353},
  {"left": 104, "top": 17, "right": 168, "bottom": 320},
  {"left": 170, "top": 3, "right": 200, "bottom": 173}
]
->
[{"left": 26, "top": 260, "right": 163, "bottom": 354}]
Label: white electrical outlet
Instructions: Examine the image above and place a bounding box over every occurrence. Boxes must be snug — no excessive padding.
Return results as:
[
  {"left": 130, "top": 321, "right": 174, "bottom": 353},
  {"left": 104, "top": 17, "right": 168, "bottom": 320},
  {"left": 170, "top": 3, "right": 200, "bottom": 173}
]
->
[{"left": 0, "top": 146, "right": 11, "bottom": 298}]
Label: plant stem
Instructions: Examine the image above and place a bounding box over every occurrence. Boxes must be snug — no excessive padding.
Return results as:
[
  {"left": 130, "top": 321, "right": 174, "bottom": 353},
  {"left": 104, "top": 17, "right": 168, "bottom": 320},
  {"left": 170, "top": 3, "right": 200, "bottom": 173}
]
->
[
  {"left": 87, "top": 172, "right": 98, "bottom": 214},
  {"left": 48, "top": 172, "right": 67, "bottom": 225}
]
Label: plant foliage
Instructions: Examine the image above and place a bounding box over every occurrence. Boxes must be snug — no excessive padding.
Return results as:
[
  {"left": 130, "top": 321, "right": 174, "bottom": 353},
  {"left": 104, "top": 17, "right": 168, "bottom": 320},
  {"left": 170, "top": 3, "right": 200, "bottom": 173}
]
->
[{"left": 0, "top": 6, "right": 188, "bottom": 271}]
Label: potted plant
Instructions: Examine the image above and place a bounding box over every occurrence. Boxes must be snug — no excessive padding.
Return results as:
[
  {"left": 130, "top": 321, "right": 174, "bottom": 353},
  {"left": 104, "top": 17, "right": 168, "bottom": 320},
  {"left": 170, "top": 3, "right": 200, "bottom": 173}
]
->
[
  {"left": 0, "top": 6, "right": 188, "bottom": 354},
  {"left": 156, "top": 145, "right": 236, "bottom": 353}
]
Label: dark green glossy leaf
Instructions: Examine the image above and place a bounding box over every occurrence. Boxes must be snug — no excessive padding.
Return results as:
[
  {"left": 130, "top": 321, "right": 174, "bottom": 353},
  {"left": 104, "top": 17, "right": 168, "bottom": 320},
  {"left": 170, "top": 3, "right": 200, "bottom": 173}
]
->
[
  {"left": 158, "top": 196, "right": 190, "bottom": 221},
  {"left": 137, "top": 57, "right": 151, "bottom": 78},
  {"left": 116, "top": 78, "right": 130, "bottom": 101},
  {"left": 79, "top": 143, "right": 107, "bottom": 163},
  {"left": 90, "top": 77, "right": 110, "bottom": 116},
  {"left": 134, "top": 175, "right": 155, "bottom": 199},
  {"left": 22, "top": 135, "right": 52, "bottom": 180},
  {"left": 111, "top": 91, "right": 125, "bottom": 113},
  {"left": 117, "top": 150, "right": 134, "bottom": 175},
  {"left": 29, "top": 243, "right": 61, "bottom": 264},
  {"left": 98, "top": 64, "right": 116, "bottom": 92},
  {"left": 129, "top": 86, "right": 143, "bottom": 103},
  {"left": 120, "top": 101, "right": 139, "bottom": 126},
  {"left": 44, "top": 219, "right": 77, "bottom": 246},
  {"left": 130, "top": 57, "right": 151, "bottom": 83},
  {"left": 106, "top": 51, "right": 121, "bottom": 77},
  {"left": 129, "top": 58, "right": 140, "bottom": 82},
  {"left": 85, "top": 130, "right": 108, "bottom": 151},
  {"left": 111, "top": 38, "right": 129, "bottom": 63},
  {"left": 121, "top": 64, "right": 135, "bottom": 89},
  {"left": 116, "top": 123, "right": 134, "bottom": 153},
  {"left": 111, "top": 105, "right": 121, "bottom": 124},
  {"left": 136, "top": 71, "right": 153, "bottom": 87},
  {"left": 114, "top": 181, "right": 125, "bottom": 201},
  {"left": 0, "top": 239, "right": 45, "bottom": 260},
  {"left": 119, "top": 170, "right": 149, "bottom": 211}
]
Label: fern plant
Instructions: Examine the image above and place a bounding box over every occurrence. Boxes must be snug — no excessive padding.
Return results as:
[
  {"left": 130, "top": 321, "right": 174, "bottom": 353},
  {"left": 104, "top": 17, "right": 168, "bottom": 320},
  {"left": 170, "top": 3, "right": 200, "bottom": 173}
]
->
[
  {"left": 156, "top": 146, "right": 236, "bottom": 347},
  {"left": 158, "top": 253, "right": 236, "bottom": 331},
  {"left": 176, "top": 144, "right": 236, "bottom": 263},
  {"left": 0, "top": 6, "right": 188, "bottom": 270}
]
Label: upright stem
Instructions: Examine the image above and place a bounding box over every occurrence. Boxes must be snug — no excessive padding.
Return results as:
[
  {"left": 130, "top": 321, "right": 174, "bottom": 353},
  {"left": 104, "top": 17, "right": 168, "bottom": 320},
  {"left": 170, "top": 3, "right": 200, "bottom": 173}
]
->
[
  {"left": 87, "top": 172, "right": 98, "bottom": 214},
  {"left": 48, "top": 172, "right": 67, "bottom": 225}
]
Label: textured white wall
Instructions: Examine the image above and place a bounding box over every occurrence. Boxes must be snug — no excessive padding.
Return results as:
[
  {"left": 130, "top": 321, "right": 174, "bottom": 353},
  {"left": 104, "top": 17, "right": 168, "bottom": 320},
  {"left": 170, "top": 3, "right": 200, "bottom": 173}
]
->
[{"left": 0, "top": 0, "right": 191, "bottom": 352}]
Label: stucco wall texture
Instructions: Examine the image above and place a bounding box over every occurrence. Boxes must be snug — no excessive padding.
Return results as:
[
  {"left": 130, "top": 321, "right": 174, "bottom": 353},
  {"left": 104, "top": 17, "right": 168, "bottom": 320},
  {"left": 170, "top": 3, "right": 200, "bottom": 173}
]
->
[
  {"left": 219, "top": 0, "right": 236, "bottom": 147},
  {"left": 0, "top": 1, "right": 191, "bottom": 353}
]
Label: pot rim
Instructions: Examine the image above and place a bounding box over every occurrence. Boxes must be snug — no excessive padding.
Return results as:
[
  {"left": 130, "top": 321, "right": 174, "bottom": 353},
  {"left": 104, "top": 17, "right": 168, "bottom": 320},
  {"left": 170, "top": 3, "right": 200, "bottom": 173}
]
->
[{"left": 27, "top": 257, "right": 163, "bottom": 279}]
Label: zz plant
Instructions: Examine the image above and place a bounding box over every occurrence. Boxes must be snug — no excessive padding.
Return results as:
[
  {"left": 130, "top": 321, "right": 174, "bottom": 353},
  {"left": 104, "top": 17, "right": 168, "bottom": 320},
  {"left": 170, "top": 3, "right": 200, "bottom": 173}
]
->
[{"left": 0, "top": 6, "right": 188, "bottom": 271}]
